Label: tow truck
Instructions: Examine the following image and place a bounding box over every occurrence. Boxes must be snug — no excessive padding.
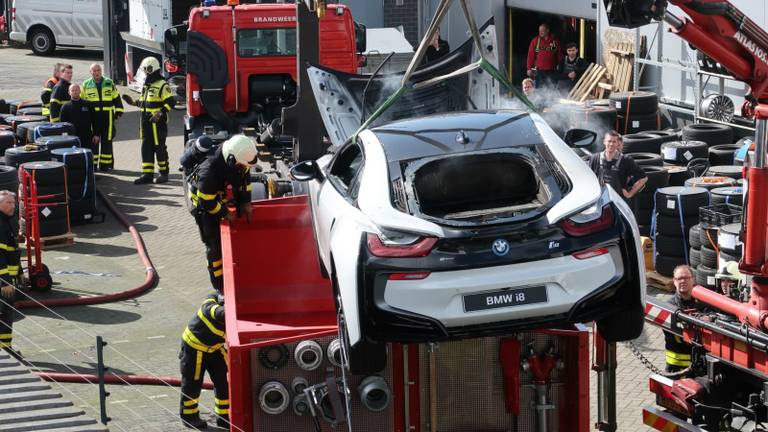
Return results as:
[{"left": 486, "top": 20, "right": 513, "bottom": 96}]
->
[{"left": 603, "top": 0, "right": 768, "bottom": 430}]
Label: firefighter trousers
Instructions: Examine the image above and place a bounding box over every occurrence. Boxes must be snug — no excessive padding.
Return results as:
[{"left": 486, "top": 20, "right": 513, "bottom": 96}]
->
[
  {"left": 179, "top": 343, "right": 229, "bottom": 422},
  {"left": 0, "top": 288, "right": 17, "bottom": 349},
  {"left": 194, "top": 212, "right": 223, "bottom": 292},
  {"left": 94, "top": 111, "right": 115, "bottom": 170},
  {"left": 139, "top": 117, "right": 169, "bottom": 176}
]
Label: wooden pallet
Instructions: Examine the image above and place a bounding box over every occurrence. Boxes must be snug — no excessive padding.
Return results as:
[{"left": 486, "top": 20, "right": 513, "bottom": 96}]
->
[
  {"left": 568, "top": 63, "right": 608, "bottom": 102},
  {"left": 646, "top": 271, "right": 675, "bottom": 292},
  {"left": 600, "top": 41, "right": 635, "bottom": 96},
  {"left": 40, "top": 232, "right": 75, "bottom": 249}
]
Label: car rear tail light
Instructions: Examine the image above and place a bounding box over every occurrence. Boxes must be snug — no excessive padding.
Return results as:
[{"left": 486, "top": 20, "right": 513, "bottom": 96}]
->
[
  {"left": 388, "top": 272, "right": 431, "bottom": 280},
  {"left": 573, "top": 247, "right": 609, "bottom": 260},
  {"left": 367, "top": 233, "right": 437, "bottom": 258},
  {"left": 561, "top": 205, "right": 614, "bottom": 237}
]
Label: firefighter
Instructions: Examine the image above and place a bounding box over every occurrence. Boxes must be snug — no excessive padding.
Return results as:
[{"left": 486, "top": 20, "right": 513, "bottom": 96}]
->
[
  {"left": 59, "top": 84, "right": 99, "bottom": 160},
  {"left": 716, "top": 261, "right": 747, "bottom": 300},
  {"left": 180, "top": 292, "right": 229, "bottom": 430},
  {"left": 664, "top": 265, "right": 705, "bottom": 373},
  {"left": 526, "top": 23, "right": 562, "bottom": 88},
  {"left": 0, "top": 191, "right": 21, "bottom": 361},
  {"left": 49, "top": 64, "right": 73, "bottom": 123},
  {"left": 121, "top": 57, "right": 175, "bottom": 184},
  {"left": 189, "top": 135, "right": 255, "bottom": 292},
  {"left": 40, "top": 63, "right": 63, "bottom": 119},
  {"left": 82, "top": 63, "right": 124, "bottom": 171}
]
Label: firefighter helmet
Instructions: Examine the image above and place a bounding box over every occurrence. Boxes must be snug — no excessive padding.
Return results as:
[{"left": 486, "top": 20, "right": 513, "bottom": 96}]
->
[
  {"left": 222, "top": 134, "right": 258, "bottom": 168},
  {"left": 717, "top": 261, "right": 745, "bottom": 284},
  {"left": 139, "top": 57, "right": 161, "bottom": 75}
]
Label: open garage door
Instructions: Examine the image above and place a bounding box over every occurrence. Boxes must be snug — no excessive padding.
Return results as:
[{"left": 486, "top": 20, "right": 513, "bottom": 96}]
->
[{"left": 505, "top": 0, "right": 598, "bottom": 20}]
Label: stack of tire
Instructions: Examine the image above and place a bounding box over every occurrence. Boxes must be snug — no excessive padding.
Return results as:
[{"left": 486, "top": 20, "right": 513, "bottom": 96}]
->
[
  {"left": 15, "top": 121, "right": 52, "bottom": 145},
  {"left": 8, "top": 100, "right": 42, "bottom": 115},
  {"left": 33, "top": 122, "right": 76, "bottom": 143},
  {"left": 682, "top": 123, "right": 733, "bottom": 147},
  {"left": 717, "top": 223, "right": 742, "bottom": 271},
  {"left": 610, "top": 91, "right": 659, "bottom": 134},
  {"left": 0, "top": 130, "right": 15, "bottom": 156},
  {"left": 688, "top": 224, "right": 719, "bottom": 290},
  {"left": 4, "top": 146, "right": 51, "bottom": 169},
  {"left": 709, "top": 143, "right": 741, "bottom": 165},
  {"left": 659, "top": 140, "right": 708, "bottom": 185},
  {"left": 690, "top": 203, "right": 742, "bottom": 290},
  {"left": 36, "top": 135, "right": 81, "bottom": 151},
  {"left": 19, "top": 161, "right": 70, "bottom": 238},
  {"left": 51, "top": 148, "right": 96, "bottom": 223},
  {"left": 653, "top": 186, "right": 710, "bottom": 277},
  {"left": 710, "top": 186, "right": 743, "bottom": 206},
  {"left": 4, "top": 115, "right": 48, "bottom": 138},
  {"left": 632, "top": 166, "right": 669, "bottom": 236}
]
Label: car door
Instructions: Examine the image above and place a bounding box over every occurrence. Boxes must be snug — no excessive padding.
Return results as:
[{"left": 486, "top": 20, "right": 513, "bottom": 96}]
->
[{"left": 314, "top": 142, "right": 365, "bottom": 272}]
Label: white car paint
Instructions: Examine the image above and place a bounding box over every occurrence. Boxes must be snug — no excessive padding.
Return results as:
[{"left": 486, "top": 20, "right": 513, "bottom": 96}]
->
[{"left": 10, "top": 0, "right": 102, "bottom": 50}]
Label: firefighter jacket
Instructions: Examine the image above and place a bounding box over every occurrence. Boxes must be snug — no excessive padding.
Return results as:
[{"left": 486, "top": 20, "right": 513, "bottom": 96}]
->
[
  {"left": 138, "top": 75, "right": 174, "bottom": 122},
  {"left": 526, "top": 34, "right": 562, "bottom": 72},
  {"left": 189, "top": 148, "right": 252, "bottom": 220},
  {"left": 60, "top": 98, "right": 97, "bottom": 146},
  {"left": 0, "top": 213, "right": 20, "bottom": 286},
  {"left": 182, "top": 293, "right": 225, "bottom": 353},
  {"left": 82, "top": 77, "right": 124, "bottom": 140},
  {"left": 664, "top": 294, "right": 702, "bottom": 368},
  {"left": 40, "top": 76, "right": 59, "bottom": 117},
  {"left": 49, "top": 78, "right": 71, "bottom": 123}
]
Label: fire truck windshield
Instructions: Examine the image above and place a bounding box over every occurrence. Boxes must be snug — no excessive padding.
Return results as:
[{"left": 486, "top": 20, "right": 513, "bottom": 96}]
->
[{"left": 237, "top": 28, "right": 297, "bottom": 57}]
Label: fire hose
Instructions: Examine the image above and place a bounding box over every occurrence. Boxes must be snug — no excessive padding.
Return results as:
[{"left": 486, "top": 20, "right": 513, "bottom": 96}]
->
[{"left": 14, "top": 187, "right": 213, "bottom": 389}]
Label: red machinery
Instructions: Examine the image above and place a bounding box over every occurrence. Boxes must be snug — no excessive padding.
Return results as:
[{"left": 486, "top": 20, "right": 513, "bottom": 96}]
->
[
  {"left": 604, "top": 0, "right": 768, "bottom": 430},
  {"left": 18, "top": 166, "right": 55, "bottom": 292}
]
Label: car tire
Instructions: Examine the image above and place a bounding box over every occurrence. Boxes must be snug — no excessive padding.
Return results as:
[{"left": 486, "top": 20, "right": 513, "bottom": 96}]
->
[
  {"left": 706, "top": 165, "right": 742, "bottom": 180},
  {"left": 644, "top": 129, "right": 681, "bottom": 143},
  {"left": 708, "top": 144, "right": 740, "bottom": 166},
  {"left": 710, "top": 187, "right": 743, "bottom": 206},
  {"left": 656, "top": 214, "right": 697, "bottom": 237},
  {"left": 634, "top": 207, "right": 652, "bottom": 225},
  {"left": 700, "top": 245, "right": 718, "bottom": 268},
  {"left": 689, "top": 248, "right": 701, "bottom": 268},
  {"left": 720, "top": 250, "right": 740, "bottom": 265},
  {"left": 622, "top": 133, "right": 665, "bottom": 154},
  {"left": 333, "top": 273, "right": 386, "bottom": 375},
  {"left": 654, "top": 186, "right": 710, "bottom": 217},
  {"left": 16, "top": 121, "right": 48, "bottom": 144},
  {"left": 682, "top": 123, "right": 734, "bottom": 147},
  {"left": 617, "top": 112, "right": 659, "bottom": 134},
  {"left": 30, "top": 27, "right": 56, "bottom": 56},
  {"left": 689, "top": 225, "right": 702, "bottom": 249},
  {"left": 656, "top": 234, "right": 687, "bottom": 257},
  {"left": 610, "top": 91, "right": 658, "bottom": 116},
  {"left": 0, "top": 131, "right": 15, "bottom": 155},
  {"left": 684, "top": 176, "right": 737, "bottom": 190},
  {"left": 655, "top": 253, "right": 683, "bottom": 277},
  {"left": 661, "top": 141, "right": 708, "bottom": 164},
  {"left": 695, "top": 264, "right": 717, "bottom": 289},
  {"left": 700, "top": 226, "right": 719, "bottom": 250},
  {"left": 642, "top": 166, "right": 669, "bottom": 191},
  {"left": 638, "top": 225, "right": 651, "bottom": 237},
  {"left": 597, "top": 304, "right": 644, "bottom": 342},
  {"left": 627, "top": 152, "right": 663, "bottom": 167},
  {"left": 665, "top": 165, "right": 691, "bottom": 186}
]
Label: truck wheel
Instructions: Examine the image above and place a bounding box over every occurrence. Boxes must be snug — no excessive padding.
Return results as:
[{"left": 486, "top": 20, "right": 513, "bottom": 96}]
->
[
  {"left": 30, "top": 28, "right": 56, "bottom": 56},
  {"left": 596, "top": 304, "right": 644, "bottom": 342},
  {"left": 334, "top": 283, "right": 386, "bottom": 375}
]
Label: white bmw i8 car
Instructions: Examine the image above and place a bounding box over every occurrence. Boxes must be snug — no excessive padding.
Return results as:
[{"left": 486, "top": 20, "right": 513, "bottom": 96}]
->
[{"left": 291, "top": 110, "right": 645, "bottom": 373}]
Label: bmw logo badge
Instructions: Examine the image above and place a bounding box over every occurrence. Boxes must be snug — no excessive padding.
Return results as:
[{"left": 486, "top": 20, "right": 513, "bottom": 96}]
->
[{"left": 491, "top": 239, "right": 510, "bottom": 256}]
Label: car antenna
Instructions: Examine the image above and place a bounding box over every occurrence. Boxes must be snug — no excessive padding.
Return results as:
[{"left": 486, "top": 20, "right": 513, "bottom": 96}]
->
[{"left": 361, "top": 51, "right": 396, "bottom": 126}]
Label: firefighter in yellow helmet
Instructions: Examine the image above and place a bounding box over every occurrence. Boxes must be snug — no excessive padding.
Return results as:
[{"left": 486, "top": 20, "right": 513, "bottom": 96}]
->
[
  {"left": 187, "top": 135, "right": 255, "bottom": 291},
  {"left": 122, "top": 57, "right": 175, "bottom": 184}
]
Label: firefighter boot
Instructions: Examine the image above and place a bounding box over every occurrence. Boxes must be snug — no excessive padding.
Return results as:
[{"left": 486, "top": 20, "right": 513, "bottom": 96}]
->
[
  {"left": 134, "top": 175, "right": 154, "bottom": 185},
  {"left": 215, "top": 414, "right": 229, "bottom": 428},
  {"left": 181, "top": 415, "right": 208, "bottom": 430},
  {"left": 155, "top": 173, "right": 169, "bottom": 184}
]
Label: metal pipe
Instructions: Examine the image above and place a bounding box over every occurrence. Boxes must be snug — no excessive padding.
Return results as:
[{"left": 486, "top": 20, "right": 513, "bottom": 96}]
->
[
  {"left": 401, "top": 0, "right": 454, "bottom": 87},
  {"left": 534, "top": 383, "right": 549, "bottom": 432},
  {"left": 231, "top": 6, "right": 240, "bottom": 111},
  {"left": 674, "top": 307, "right": 768, "bottom": 352},
  {"left": 755, "top": 117, "right": 767, "bottom": 169},
  {"left": 459, "top": 0, "right": 483, "bottom": 59},
  {"left": 596, "top": 340, "right": 617, "bottom": 432}
]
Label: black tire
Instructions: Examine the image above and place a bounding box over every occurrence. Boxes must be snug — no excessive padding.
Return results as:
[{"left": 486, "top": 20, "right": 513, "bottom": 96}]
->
[
  {"left": 69, "top": 197, "right": 97, "bottom": 222},
  {"left": 16, "top": 107, "right": 43, "bottom": 117},
  {"left": 5, "top": 115, "right": 47, "bottom": 132},
  {"left": 638, "top": 224, "right": 651, "bottom": 237},
  {"left": 654, "top": 186, "right": 710, "bottom": 217},
  {"left": 610, "top": 91, "right": 658, "bottom": 116},
  {"left": 0, "top": 131, "right": 15, "bottom": 154},
  {"left": 642, "top": 166, "right": 669, "bottom": 191},
  {"left": 656, "top": 234, "right": 688, "bottom": 257},
  {"left": 689, "top": 225, "right": 702, "bottom": 249},
  {"left": 644, "top": 129, "right": 681, "bottom": 143},
  {"left": 707, "top": 165, "right": 742, "bottom": 179},
  {"left": 19, "top": 161, "right": 66, "bottom": 185},
  {"left": 720, "top": 250, "right": 740, "bottom": 265},
  {"left": 39, "top": 216, "right": 68, "bottom": 237},
  {"left": 29, "top": 27, "right": 56, "bottom": 56},
  {"left": 50, "top": 148, "right": 93, "bottom": 171},
  {"left": 30, "top": 270, "right": 53, "bottom": 292},
  {"left": 695, "top": 265, "right": 717, "bottom": 289},
  {"left": 597, "top": 304, "right": 644, "bottom": 342},
  {"left": 626, "top": 152, "right": 663, "bottom": 167},
  {"left": 711, "top": 186, "right": 743, "bottom": 206},
  {"left": 617, "top": 112, "right": 659, "bottom": 134},
  {"left": 700, "top": 226, "right": 719, "bottom": 250},
  {"left": 568, "top": 106, "right": 617, "bottom": 132},
  {"left": 689, "top": 248, "right": 701, "bottom": 267},
  {"left": 656, "top": 214, "right": 698, "bottom": 237},
  {"left": 635, "top": 192, "right": 655, "bottom": 210},
  {"left": 718, "top": 223, "right": 742, "bottom": 255},
  {"left": 665, "top": 165, "right": 691, "bottom": 186},
  {"left": 33, "top": 122, "right": 77, "bottom": 140},
  {"left": 622, "top": 133, "right": 665, "bottom": 154},
  {"left": 634, "top": 207, "right": 652, "bottom": 225},
  {"left": 684, "top": 176, "right": 737, "bottom": 190},
  {"left": 700, "top": 245, "right": 718, "bottom": 268},
  {"left": 661, "top": 141, "right": 708, "bottom": 164},
  {"left": 682, "top": 123, "right": 734, "bottom": 147},
  {"left": 4, "top": 146, "right": 52, "bottom": 168},
  {"left": 0, "top": 100, "right": 8, "bottom": 115},
  {"left": 16, "top": 121, "right": 49, "bottom": 144},
  {"left": 39, "top": 135, "right": 82, "bottom": 150},
  {"left": 656, "top": 253, "right": 684, "bottom": 277},
  {"left": 709, "top": 144, "right": 741, "bottom": 166}
]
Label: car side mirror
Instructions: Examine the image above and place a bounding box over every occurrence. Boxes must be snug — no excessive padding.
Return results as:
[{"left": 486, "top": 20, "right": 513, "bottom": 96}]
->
[
  {"left": 290, "top": 160, "right": 324, "bottom": 182},
  {"left": 564, "top": 129, "right": 597, "bottom": 148}
]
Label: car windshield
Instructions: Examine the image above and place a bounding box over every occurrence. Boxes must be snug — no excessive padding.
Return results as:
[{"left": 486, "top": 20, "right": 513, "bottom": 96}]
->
[{"left": 238, "top": 28, "right": 296, "bottom": 57}]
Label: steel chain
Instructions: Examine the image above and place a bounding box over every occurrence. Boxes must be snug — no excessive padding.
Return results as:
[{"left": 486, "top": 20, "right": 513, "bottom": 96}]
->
[{"left": 626, "top": 341, "right": 692, "bottom": 378}]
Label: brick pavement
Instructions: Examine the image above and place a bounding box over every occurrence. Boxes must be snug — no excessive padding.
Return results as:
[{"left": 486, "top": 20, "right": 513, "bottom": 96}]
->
[{"left": 0, "top": 44, "right": 676, "bottom": 431}]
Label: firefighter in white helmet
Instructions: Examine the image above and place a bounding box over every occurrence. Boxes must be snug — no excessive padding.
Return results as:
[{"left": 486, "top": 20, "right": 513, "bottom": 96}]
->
[
  {"left": 716, "top": 261, "right": 748, "bottom": 301},
  {"left": 122, "top": 57, "right": 175, "bottom": 184},
  {"left": 187, "top": 135, "right": 256, "bottom": 291}
]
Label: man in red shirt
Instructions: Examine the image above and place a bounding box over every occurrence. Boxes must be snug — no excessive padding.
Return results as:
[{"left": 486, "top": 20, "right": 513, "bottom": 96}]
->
[{"left": 526, "top": 23, "right": 562, "bottom": 88}]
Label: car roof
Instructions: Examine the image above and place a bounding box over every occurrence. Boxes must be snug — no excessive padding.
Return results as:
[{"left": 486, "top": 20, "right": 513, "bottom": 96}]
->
[{"left": 370, "top": 111, "right": 544, "bottom": 162}]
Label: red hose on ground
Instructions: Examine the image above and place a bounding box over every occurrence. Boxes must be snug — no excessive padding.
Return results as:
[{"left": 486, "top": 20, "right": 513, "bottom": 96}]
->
[
  {"left": 35, "top": 372, "right": 214, "bottom": 390},
  {"left": 15, "top": 188, "right": 158, "bottom": 309}
]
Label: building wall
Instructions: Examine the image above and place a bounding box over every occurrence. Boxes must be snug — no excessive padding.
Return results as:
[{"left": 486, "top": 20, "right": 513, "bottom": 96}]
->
[
  {"left": 338, "top": 0, "right": 384, "bottom": 28},
  {"left": 383, "top": 0, "right": 420, "bottom": 45}
]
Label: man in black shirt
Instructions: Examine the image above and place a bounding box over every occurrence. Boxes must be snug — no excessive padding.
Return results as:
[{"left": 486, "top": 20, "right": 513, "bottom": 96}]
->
[
  {"left": 49, "top": 64, "right": 72, "bottom": 123},
  {"left": 588, "top": 131, "right": 648, "bottom": 200},
  {"left": 558, "top": 42, "right": 588, "bottom": 93},
  {"left": 60, "top": 84, "right": 99, "bottom": 159},
  {"left": 422, "top": 27, "right": 450, "bottom": 64}
]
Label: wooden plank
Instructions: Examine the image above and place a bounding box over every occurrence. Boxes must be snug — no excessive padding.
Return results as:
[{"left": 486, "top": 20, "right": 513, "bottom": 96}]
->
[
  {"left": 578, "top": 66, "right": 607, "bottom": 101},
  {"left": 646, "top": 271, "right": 675, "bottom": 292},
  {"left": 40, "top": 232, "right": 75, "bottom": 250},
  {"left": 568, "top": 63, "right": 596, "bottom": 99}
]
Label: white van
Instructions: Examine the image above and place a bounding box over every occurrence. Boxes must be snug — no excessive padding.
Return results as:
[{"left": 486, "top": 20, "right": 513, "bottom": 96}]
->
[{"left": 9, "top": 0, "right": 102, "bottom": 55}]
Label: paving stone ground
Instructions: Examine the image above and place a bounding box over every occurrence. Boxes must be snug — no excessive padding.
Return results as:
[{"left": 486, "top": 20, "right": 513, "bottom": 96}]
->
[{"left": 0, "top": 44, "right": 672, "bottom": 431}]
